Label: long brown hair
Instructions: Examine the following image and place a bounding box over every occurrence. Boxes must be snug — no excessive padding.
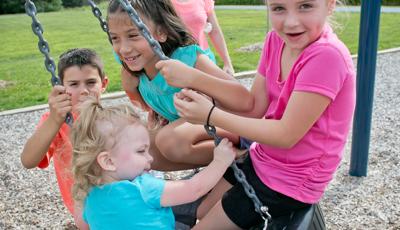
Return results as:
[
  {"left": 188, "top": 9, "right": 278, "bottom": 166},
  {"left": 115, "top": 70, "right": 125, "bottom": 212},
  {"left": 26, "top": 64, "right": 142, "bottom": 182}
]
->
[{"left": 106, "top": 0, "right": 196, "bottom": 76}]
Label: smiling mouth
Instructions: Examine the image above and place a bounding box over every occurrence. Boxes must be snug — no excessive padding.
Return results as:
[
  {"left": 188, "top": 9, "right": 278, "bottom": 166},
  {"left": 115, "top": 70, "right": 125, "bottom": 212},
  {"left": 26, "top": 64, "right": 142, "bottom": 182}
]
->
[
  {"left": 287, "top": 32, "right": 304, "bottom": 38},
  {"left": 124, "top": 54, "right": 140, "bottom": 63}
]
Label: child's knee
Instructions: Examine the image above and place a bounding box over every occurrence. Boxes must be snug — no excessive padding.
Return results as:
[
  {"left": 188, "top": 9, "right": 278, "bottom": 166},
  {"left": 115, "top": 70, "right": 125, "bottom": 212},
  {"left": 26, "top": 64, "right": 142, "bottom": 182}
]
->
[{"left": 155, "top": 128, "right": 190, "bottom": 162}]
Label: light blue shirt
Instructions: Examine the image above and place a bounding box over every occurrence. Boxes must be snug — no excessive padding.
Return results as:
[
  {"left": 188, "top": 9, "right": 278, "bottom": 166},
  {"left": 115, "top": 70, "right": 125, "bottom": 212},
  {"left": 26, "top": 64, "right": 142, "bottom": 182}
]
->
[
  {"left": 138, "top": 44, "right": 206, "bottom": 121},
  {"left": 83, "top": 173, "right": 174, "bottom": 230}
]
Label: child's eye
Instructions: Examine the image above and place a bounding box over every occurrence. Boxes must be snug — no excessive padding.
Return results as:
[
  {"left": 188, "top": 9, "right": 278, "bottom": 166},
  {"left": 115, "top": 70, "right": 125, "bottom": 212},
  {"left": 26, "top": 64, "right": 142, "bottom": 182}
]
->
[
  {"left": 299, "top": 3, "right": 313, "bottom": 10},
  {"left": 136, "top": 149, "right": 145, "bottom": 154},
  {"left": 128, "top": 34, "right": 140, "bottom": 39},
  {"left": 271, "top": 6, "right": 285, "bottom": 12}
]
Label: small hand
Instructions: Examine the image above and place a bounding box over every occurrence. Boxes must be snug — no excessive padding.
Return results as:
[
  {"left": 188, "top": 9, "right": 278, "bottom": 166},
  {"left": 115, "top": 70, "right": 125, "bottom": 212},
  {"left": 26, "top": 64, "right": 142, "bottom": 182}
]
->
[
  {"left": 174, "top": 88, "right": 214, "bottom": 125},
  {"left": 48, "top": 85, "right": 72, "bottom": 125},
  {"left": 155, "top": 59, "right": 195, "bottom": 88},
  {"left": 213, "top": 138, "right": 235, "bottom": 167}
]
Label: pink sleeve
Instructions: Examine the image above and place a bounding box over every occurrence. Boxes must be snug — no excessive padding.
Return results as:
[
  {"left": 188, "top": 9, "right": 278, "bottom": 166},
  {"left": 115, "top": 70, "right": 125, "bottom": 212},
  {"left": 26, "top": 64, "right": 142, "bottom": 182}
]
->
[
  {"left": 257, "top": 32, "right": 274, "bottom": 77},
  {"left": 204, "top": 0, "right": 214, "bottom": 14},
  {"left": 294, "top": 46, "right": 349, "bottom": 100}
]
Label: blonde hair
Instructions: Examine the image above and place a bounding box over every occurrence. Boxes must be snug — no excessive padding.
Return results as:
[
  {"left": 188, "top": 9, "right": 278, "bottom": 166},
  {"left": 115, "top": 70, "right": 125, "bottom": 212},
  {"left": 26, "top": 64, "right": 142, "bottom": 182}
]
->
[{"left": 71, "top": 97, "right": 144, "bottom": 205}]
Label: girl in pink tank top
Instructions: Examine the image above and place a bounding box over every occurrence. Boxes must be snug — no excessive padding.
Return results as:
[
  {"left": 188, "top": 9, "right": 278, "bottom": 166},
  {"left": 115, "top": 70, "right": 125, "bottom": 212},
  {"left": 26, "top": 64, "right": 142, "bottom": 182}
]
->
[{"left": 158, "top": 0, "right": 356, "bottom": 228}]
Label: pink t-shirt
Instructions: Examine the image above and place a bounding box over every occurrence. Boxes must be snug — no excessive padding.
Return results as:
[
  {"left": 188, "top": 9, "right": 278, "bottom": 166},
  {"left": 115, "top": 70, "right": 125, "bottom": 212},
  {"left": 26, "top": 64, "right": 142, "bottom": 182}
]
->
[
  {"left": 171, "top": 0, "right": 214, "bottom": 49},
  {"left": 37, "top": 112, "right": 75, "bottom": 214},
  {"left": 250, "top": 26, "right": 356, "bottom": 204}
]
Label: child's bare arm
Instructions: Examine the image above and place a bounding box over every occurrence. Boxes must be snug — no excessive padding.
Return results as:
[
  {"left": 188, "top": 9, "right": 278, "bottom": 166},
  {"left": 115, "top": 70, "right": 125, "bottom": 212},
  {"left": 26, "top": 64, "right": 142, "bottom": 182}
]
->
[
  {"left": 160, "top": 138, "right": 235, "bottom": 207},
  {"left": 20, "top": 86, "right": 70, "bottom": 168},
  {"left": 120, "top": 67, "right": 149, "bottom": 111},
  {"left": 175, "top": 89, "right": 331, "bottom": 149},
  {"left": 207, "top": 11, "right": 234, "bottom": 75},
  {"left": 156, "top": 58, "right": 254, "bottom": 113}
]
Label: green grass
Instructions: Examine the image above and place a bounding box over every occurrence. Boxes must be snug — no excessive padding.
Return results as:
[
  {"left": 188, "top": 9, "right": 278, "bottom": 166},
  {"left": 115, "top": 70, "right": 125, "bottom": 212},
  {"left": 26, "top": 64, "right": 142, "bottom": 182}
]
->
[{"left": 1, "top": 6, "right": 400, "bottom": 111}]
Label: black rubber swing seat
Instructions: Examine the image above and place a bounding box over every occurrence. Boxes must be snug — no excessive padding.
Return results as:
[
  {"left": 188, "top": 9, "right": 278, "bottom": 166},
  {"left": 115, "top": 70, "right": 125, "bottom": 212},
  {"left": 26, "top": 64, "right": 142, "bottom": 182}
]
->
[{"left": 256, "top": 203, "right": 326, "bottom": 230}]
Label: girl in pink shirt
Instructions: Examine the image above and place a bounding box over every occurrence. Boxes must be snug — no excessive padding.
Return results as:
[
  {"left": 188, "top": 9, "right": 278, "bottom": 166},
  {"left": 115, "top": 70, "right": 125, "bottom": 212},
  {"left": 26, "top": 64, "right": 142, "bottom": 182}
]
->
[
  {"left": 171, "top": 0, "right": 234, "bottom": 75},
  {"left": 158, "top": 0, "right": 356, "bottom": 228}
]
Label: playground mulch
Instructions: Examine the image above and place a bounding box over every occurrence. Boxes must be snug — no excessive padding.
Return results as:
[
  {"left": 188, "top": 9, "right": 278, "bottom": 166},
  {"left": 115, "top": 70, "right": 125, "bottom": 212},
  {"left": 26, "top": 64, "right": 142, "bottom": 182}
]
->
[{"left": 0, "top": 52, "right": 399, "bottom": 229}]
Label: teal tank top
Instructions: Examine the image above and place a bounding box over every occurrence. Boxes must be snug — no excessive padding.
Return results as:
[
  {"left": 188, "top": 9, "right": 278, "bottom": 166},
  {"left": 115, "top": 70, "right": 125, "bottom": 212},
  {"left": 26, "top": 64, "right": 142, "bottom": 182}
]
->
[{"left": 138, "top": 44, "right": 207, "bottom": 122}]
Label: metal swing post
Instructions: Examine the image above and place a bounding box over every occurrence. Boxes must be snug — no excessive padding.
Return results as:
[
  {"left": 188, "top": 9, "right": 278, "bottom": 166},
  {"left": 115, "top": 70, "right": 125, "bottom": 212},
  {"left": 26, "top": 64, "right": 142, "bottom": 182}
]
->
[{"left": 349, "top": 0, "right": 382, "bottom": 177}]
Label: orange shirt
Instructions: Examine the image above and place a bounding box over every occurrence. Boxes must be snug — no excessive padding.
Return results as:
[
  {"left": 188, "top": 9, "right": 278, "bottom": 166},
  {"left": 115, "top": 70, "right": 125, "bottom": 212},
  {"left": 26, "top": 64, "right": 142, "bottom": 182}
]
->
[{"left": 37, "top": 112, "right": 74, "bottom": 214}]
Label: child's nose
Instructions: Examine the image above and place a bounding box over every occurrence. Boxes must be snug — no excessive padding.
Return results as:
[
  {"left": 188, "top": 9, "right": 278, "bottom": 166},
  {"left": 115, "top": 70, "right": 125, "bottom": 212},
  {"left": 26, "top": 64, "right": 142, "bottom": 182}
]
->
[
  {"left": 285, "top": 13, "right": 300, "bottom": 28},
  {"left": 147, "top": 153, "right": 154, "bottom": 163},
  {"left": 80, "top": 86, "right": 89, "bottom": 95},
  {"left": 120, "top": 39, "right": 132, "bottom": 55}
]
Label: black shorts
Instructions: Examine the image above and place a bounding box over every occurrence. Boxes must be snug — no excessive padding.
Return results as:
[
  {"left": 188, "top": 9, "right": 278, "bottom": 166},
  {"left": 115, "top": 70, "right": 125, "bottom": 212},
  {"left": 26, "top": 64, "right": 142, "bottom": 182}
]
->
[
  {"left": 222, "top": 156, "right": 311, "bottom": 229},
  {"left": 238, "top": 137, "right": 254, "bottom": 150}
]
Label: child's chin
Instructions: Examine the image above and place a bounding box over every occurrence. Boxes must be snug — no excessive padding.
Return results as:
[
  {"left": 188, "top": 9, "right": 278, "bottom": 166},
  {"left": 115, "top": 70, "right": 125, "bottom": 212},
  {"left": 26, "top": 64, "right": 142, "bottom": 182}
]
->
[{"left": 71, "top": 105, "right": 80, "bottom": 113}]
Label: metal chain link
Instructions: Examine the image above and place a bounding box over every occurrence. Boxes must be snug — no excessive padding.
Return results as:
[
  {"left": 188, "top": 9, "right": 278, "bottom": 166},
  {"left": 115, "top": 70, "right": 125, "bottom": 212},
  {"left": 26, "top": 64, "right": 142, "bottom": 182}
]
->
[
  {"left": 25, "top": 0, "right": 73, "bottom": 126},
  {"left": 117, "top": 0, "right": 168, "bottom": 60},
  {"left": 87, "top": 2, "right": 270, "bottom": 226},
  {"left": 206, "top": 125, "right": 271, "bottom": 229},
  {"left": 87, "top": 0, "right": 111, "bottom": 43},
  {"left": 111, "top": 0, "right": 271, "bottom": 226},
  {"left": 88, "top": 0, "right": 169, "bottom": 96}
]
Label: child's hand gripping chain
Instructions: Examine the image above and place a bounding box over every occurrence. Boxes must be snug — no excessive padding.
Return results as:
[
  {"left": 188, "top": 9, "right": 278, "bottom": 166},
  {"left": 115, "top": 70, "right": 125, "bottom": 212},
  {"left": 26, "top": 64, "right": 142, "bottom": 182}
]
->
[
  {"left": 107, "top": 0, "right": 251, "bottom": 170},
  {"left": 71, "top": 98, "right": 236, "bottom": 229}
]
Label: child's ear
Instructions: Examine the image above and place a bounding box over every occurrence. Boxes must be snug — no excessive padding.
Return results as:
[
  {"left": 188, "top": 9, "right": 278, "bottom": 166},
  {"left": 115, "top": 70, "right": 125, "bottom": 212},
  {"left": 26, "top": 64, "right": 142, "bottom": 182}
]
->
[
  {"left": 101, "top": 76, "right": 109, "bottom": 93},
  {"left": 97, "top": 151, "right": 116, "bottom": 171},
  {"left": 156, "top": 28, "right": 167, "bottom": 42}
]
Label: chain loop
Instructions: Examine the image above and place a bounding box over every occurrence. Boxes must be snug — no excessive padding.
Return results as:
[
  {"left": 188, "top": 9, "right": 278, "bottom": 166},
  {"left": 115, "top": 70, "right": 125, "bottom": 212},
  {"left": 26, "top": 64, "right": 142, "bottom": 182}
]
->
[
  {"left": 87, "top": 0, "right": 111, "bottom": 43},
  {"left": 25, "top": 0, "right": 73, "bottom": 126},
  {"left": 87, "top": 1, "right": 271, "bottom": 227},
  {"left": 117, "top": 0, "right": 168, "bottom": 60},
  {"left": 204, "top": 103, "right": 271, "bottom": 227}
]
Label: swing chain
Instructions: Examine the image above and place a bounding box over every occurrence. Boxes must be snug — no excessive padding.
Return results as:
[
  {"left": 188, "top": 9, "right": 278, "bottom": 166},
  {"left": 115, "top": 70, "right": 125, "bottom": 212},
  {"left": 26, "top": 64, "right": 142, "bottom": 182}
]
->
[
  {"left": 232, "top": 162, "right": 271, "bottom": 229},
  {"left": 87, "top": 0, "right": 111, "bottom": 43},
  {"left": 117, "top": 0, "right": 168, "bottom": 61},
  {"left": 99, "top": 2, "right": 271, "bottom": 226},
  {"left": 24, "top": 0, "right": 73, "bottom": 126},
  {"left": 25, "top": 0, "right": 60, "bottom": 86},
  {"left": 204, "top": 108, "right": 271, "bottom": 228},
  {"left": 204, "top": 125, "right": 223, "bottom": 146}
]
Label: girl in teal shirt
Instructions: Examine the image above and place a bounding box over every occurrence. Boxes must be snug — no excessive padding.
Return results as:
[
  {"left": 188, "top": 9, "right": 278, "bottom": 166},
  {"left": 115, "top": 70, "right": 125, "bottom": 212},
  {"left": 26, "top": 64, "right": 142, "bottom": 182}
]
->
[
  {"left": 107, "top": 0, "right": 251, "bottom": 170},
  {"left": 71, "top": 98, "right": 235, "bottom": 229}
]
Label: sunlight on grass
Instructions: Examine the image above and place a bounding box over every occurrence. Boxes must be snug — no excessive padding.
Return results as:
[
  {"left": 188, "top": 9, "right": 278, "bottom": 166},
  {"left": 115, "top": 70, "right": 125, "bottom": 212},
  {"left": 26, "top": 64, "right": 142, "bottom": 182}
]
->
[{"left": 0, "top": 7, "right": 399, "bottom": 111}]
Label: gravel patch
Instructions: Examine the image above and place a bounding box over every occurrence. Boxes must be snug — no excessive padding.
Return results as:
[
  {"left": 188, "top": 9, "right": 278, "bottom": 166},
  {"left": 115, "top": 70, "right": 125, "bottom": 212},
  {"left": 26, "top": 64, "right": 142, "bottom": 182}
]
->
[
  {"left": 236, "top": 42, "right": 263, "bottom": 53},
  {"left": 0, "top": 80, "right": 13, "bottom": 90},
  {"left": 1, "top": 52, "right": 399, "bottom": 229}
]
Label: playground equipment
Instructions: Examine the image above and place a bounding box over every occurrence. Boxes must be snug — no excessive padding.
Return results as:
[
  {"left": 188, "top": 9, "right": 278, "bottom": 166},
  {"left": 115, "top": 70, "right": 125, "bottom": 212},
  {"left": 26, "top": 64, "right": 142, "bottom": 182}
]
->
[
  {"left": 89, "top": 0, "right": 326, "bottom": 229},
  {"left": 350, "top": 0, "right": 382, "bottom": 177},
  {"left": 25, "top": 0, "right": 383, "bottom": 228},
  {"left": 24, "top": 0, "right": 73, "bottom": 126}
]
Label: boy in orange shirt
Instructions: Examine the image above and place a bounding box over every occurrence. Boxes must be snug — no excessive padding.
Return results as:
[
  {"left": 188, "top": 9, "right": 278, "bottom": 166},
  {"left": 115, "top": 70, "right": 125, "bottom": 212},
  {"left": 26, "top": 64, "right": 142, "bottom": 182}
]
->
[{"left": 20, "top": 48, "right": 108, "bottom": 228}]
